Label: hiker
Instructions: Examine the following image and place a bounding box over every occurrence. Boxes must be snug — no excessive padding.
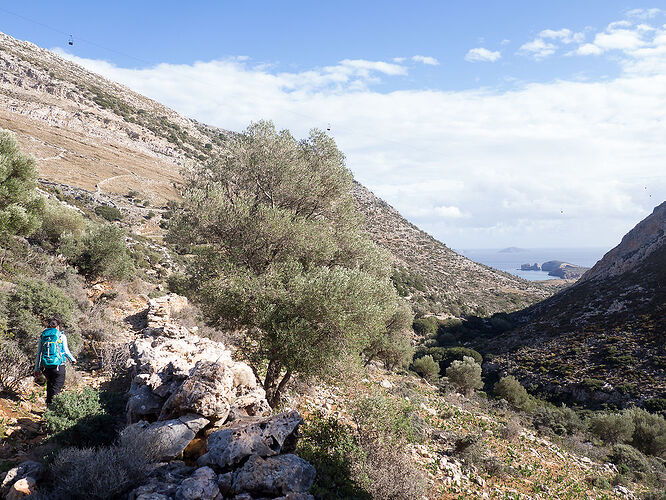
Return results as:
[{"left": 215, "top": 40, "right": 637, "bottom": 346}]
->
[{"left": 33, "top": 319, "right": 77, "bottom": 405}]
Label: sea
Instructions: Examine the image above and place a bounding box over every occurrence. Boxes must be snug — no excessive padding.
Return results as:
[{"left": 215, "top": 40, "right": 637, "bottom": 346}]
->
[{"left": 456, "top": 247, "right": 611, "bottom": 281}]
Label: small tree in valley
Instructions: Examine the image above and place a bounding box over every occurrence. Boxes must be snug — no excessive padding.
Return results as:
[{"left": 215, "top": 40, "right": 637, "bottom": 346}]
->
[
  {"left": 169, "top": 121, "right": 402, "bottom": 406},
  {"left": 446, "top": 356, "right": 483, "bottom": 395}
]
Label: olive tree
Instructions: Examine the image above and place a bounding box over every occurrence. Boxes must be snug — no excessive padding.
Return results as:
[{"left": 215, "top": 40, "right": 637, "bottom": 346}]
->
[
  {"left": 0, "top": 129, "right": 43, "bottom": 236},
  {"left": 169, "top": 121, "right": 401, "bottom": 406}
]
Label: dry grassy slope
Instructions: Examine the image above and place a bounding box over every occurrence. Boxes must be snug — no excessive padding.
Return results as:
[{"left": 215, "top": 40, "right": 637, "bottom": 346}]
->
[
  {"left": 353, "top": 182, "right": 551, "bottom": 315},
  {"left": 488, "top": 204, "right": 666, "bottom": 407},
  {"left": 0, "top": 31, "right": 550, "bottom": 316}
]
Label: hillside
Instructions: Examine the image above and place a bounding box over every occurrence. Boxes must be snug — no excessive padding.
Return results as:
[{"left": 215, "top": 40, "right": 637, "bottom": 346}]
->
[
  {"left": 0, "top": 31, "right": 550, "bottom": 317},
  {"left": 487, "top": 202, "right": 666, "bottom": 408}
]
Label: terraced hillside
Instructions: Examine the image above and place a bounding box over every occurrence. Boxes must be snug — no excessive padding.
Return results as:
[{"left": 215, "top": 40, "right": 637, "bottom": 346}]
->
[
  {"left": 487, "top": 202, "right": 666, "bottom": 408},
  {"left": 0, "top": 31, "right": 549, "bottom": 316}
]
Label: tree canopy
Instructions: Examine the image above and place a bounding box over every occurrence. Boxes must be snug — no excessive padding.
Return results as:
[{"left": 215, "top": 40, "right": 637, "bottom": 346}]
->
[{"left": 169, "top": 121, "right": 409, "bottom": 405}]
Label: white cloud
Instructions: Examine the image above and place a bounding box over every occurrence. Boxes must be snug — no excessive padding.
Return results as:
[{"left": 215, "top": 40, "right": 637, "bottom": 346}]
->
[
  {"left": 53, "top": 30, "right": 666, "bottom": 248},
  {"left": 626, "top": 8, "right": 662, "bottom": 19},
  {"left": 411, "top": 55, "right": 439, "bottom": 66},
  {"left": 519, "top": 28, "right": 584, "bottom": 59},
  {"left": 575, "top": 43, "right": 604, "bottom": 56},
  {"left": 518, "top": 38, "right": 557, "bottom": 59},
  {"left": 464, "top": 47, "right": 501, "bottom": 62}
]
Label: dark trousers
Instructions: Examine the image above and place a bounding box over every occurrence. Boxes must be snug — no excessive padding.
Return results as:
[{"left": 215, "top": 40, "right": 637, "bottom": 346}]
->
[{"left": 43, "top": 365, "right": 66, "bottom": 405}]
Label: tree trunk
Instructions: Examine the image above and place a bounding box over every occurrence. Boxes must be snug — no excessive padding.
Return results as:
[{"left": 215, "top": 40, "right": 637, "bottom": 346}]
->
[{"left": 263, "top": 358, "right": 282, "bottom": 407}]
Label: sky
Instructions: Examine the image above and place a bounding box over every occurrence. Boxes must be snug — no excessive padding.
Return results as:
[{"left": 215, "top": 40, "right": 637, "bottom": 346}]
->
[{"left": 1, "top": 1, "right": 665, "bottom": 249}]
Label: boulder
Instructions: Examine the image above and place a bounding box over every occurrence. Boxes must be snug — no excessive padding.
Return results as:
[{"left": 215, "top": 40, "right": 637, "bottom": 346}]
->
[
  {"left": 159, "top": 361, "right": 236, "bottom": 421},
  {"left": 231, "top": 454, "right": 316, "bottom": 496},
  {"left": 199, "top": 411, "right": 303, "bottom": 469},
  {"left": 127, "top": 385, "right": 165, "bottom": 422},
  {"left": 123, "top": 414, "right": 210, "bottom": 461},
  {"left": 175, "top": 466, "right": 221, "bottom": 500},
  {"left": 6, "top": 477, "right": 36, "bottom": 500},
  {"left": 0, "top": 461, "right": 42, "bottom": 497}
]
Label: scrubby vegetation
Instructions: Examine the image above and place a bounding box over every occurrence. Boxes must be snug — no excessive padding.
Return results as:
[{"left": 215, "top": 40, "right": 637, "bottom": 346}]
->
[
  {"left": 298, "top": 394, "right": 426, "bottom": 500},
  {"left": 0, "top": 130, "right": 137, "bottom": 397}
]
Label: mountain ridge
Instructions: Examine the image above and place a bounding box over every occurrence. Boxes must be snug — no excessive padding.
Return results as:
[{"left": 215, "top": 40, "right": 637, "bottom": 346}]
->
[{"left": 0, "top": 30, "right": 551, "bottom": 316}]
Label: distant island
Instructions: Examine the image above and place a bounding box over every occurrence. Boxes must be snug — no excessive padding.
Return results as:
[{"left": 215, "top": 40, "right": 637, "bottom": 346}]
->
[
  {"left": 499, "top": 247, "right": 526, "bottom": 253},
  {"left": 520, "top": 260, "right": 590, "bottom": 279}
]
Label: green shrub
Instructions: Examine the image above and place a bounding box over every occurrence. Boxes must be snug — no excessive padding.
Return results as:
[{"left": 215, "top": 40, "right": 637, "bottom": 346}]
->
[
  {"left": 94, "top": 205, "right": 123, "bottom": 222},
  {"left": 297, "top": 413, "right": 370, "bottom": 500},
  {"left": 35, "top": 199, "right": 85, "bottom": 248},
  {"left": 414, "top": 346, "right": 482, "bottom": 374},
  {"left": 532, "top": 404, "right": 584, "bottom": 436},
  {"left": 412, "top": 354, "right": 439, "bottom": 382},
  {"left": 353, "top": 393, "right": 422, "bottom": 445},
  {"left": 65, "top": 224, "right": 134, "bottom": 281},
  {"left": 412, "top": 316, "right": 437, "bottom": 336},
  {"left": 610, "top": 443, "right": 651, "bottom": 474},
  {"left": 446, "top": 356, "right": 483, "bottom": 395},
  {"left": 582, "top": 378, "right": 605, "bottom": 391},
  {"left": 589, "top": 412, "right": 635, "bottom": 444},
  {"left": 493, "top": 376, "right": 534, "bottom": 411},
  {"left": 644, "top": 399, "right": 666, "bottom": 413},
  {"left": 625, "top": 407, "right": 666, "bottom": 457},
  {"left": 6, "top": 279, "right": 79, "bottom": 356},
  {"left": 44, "top": 388, "right": 119, "bottom": 447},
  {"left": 0, "top": 129, "right": 43, "bottom": 236}
]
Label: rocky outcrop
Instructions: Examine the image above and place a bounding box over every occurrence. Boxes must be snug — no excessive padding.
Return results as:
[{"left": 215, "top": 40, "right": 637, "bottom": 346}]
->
[
  {"left": 520, "top": 263, "right": 540, "bottom": 271},
  {"left": 126, "top": 294, "right": 270, "bottom": 424},
  {"left": 199, "top": 411, "right": 303, "bottom": 469},
  {"left": 120, "top": 294, "right": 313, "bottom": 499},
  {"left": 581, "top": 201, "right": 666, "bottom": 282},
  {"left": 541, "top": 260, "right": 589, "bottom": 279}
]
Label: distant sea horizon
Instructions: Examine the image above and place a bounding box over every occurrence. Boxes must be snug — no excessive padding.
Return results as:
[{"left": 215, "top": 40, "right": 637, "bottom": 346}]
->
[{"left": 456, "top": 247, "right": 610, "bottom": 281}]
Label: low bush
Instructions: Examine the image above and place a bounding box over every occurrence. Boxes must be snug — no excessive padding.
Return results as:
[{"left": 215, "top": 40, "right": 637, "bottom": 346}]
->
[
  {"left": 446, "top": 356, "right": 483, "bottom": 395},
  {"left": 412, "top": 354, "right": 439, "bottom": 382},
  {"left": 532, "top": 404, "right": 584, "bottom": 436},
  {"left": 5, "top": 278, "right": 80, "bottom": 356},
  {"left": 353, "top": 393, "right": 423, "bottom": 445},
  {"left": 94, "top": 205, "right": 122, "bottom": 222},
  {"left": 412, "top": 316, "right": 438, "bottom": 336},
  {"left": 625, "top": 407, "right": 666, "bottom": 457},
  {"left": 0, "top": 339, "right": 32, "bottom": 393},
  {"left": 610, "top": 443, "right": 651, "bottom": 474},
  {"left": 414, "top": 346, "right": 483, "bottom": 374},
  {"left": 64, "top": 224, "right": 135, "bottom": 281},
  {"left": 80, "top": 304, "right": 122, "bottom": 342},
  {"left": 589, "top": 412, "right": 635, "bottom": 445},
  {"left": 44, "top": 387, "right": 120, "bottom": 447},
  {"left": 297, "top": 413, "right": 369, "bottom": 500},
  {"left": 38, "top": 427, "right": 163, "bottom": 500},
  {"left": 493, "top": 376, "right": 534, "bottom": 411},
  {"left": 35, "top": 199, "right": 85, "bottom": 249}
]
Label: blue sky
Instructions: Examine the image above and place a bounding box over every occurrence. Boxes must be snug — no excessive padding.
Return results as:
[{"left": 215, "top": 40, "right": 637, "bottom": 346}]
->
[{"left": 1, "top": 2, "right": 665, "bottom": 248}]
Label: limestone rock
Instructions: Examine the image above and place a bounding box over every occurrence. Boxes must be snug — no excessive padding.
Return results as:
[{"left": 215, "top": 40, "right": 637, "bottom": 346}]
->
[
  {"left": 231, "top": 454, "right": 316, "bottom": 496},
  {"left": 0, "top": 461, "right": 42, "bottom": 497},
  {"left": 123, "top": 414, "right": 209, "bottom": 461},
  {"left": 6, "top": 477, "right": 36, "bottom": 500},
  {"left": 199, "top": 411, "right": 303, "bottom": 469},
  {"left": 126, "top": 294, "right": 268, "bottom": 424},
  {"left": 175, "top": 466, "right": 221, "bottom": 500},
  {"left": 159, "top": 361, "right": 235, "bottom": 421}
]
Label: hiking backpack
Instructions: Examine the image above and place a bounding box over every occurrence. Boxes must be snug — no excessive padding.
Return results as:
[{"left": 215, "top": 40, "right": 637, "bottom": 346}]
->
[{"left": 40, "top": 328, "right": 65, "bottom": 367}]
